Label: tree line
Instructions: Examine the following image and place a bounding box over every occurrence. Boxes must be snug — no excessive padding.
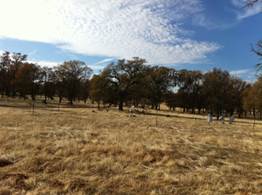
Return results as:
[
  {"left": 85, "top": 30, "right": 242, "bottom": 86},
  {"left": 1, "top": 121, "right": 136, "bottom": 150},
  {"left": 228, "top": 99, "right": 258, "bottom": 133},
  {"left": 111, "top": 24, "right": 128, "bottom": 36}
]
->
[
  {"left": 0, "top": 51, "right": 262, "bottom": 119},
  {"left": 0, "top": 52, "right": 92, "bottom": 104}
]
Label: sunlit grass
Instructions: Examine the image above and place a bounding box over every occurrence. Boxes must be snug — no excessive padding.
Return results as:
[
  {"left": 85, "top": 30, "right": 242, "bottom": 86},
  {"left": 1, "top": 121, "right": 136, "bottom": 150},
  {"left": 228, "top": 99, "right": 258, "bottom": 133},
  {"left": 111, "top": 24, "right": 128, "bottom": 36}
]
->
[{"left": 0, "top": 106, "right": 261, "bottom": 194}]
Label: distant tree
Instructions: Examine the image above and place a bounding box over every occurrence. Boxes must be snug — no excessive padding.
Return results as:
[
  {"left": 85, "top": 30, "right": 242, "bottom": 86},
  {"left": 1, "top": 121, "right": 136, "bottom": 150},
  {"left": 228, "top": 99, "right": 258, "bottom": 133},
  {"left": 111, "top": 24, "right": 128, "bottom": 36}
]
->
[
  {"left": 54, "top": 60, "right": 92, "bottom": 105},
  {"left": 243, "top": 85, "right": 255, "bottom": 118},
  {"left": 103, "top": 57, "right": 147, "bottom": 111},
  {"left": 202, "top": 68, "right": 233, "bottom": 119},
  {"left": 0, "top": 51, "right": 11, "bottom": 96},
  {"left": 229, "top": 78, "right": 249, "bottom": 117},
  {"left": 243, "top": 78, "right": 262, "bottom": 119},
  {"left": 10, "top": 53, "right": 27, "bottom": 97},
  {"left": 254, "top": 77, "right": 262, "bottom": 119},
  {"left": 89, "top": 72, "right": 117, "bottom": 108},
  {"left": 12, "top": 53, "right": 27, "bottom": 67},
  {"left": 89, "top": 74, "right": 105, "bottom": 108},
  {"left": 1, "top": 50, "right": 261, "bottom": 121},
  {"left": 0, "top": 52, "right": 27, "bottom": 97},
  {"left": 78, "top": 79, "right": 90, "bottom": 103},
  {"left": 40, "top": 67, "right": 56, "bottom": 103},
  {"left": 145, "top": 66, "right": 174, "bottom": 110},
  {"left": 176, "top": 70, "right": 204, "bottom": 113},
  {"left": 165, "top": 91, "right": 178, "bottom": 111},
  {"left": 15, "top": 63, "right": 41, "bottom": 100}
]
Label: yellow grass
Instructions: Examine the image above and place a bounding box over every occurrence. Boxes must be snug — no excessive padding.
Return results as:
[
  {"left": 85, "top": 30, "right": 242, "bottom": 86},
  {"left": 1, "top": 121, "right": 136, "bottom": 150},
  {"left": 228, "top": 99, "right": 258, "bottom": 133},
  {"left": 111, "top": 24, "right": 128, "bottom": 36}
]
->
[{"left": 0, "top": 106, "right": 262, "bottom": 194}]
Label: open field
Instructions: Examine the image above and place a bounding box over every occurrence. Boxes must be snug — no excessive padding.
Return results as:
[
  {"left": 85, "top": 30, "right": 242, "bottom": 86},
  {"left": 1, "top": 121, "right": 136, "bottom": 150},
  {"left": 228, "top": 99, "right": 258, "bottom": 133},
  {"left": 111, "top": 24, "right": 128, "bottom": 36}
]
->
[{"left": 0, "top": 106, "right": 262, "bottom": 194}]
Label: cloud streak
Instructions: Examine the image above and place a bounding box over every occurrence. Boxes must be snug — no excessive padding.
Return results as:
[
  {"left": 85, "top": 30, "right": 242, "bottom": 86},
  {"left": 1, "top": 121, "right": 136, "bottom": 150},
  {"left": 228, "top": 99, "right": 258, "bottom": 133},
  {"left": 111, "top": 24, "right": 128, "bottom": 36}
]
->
[
  {"left": 230, "top": 68, "right": 256, "bottom": 82},
  {"left": 231, "top": 0, "right": 262, "bottom": 19},
  {"left": 0, "top": 0, "right": 219, "bottom": 64}
]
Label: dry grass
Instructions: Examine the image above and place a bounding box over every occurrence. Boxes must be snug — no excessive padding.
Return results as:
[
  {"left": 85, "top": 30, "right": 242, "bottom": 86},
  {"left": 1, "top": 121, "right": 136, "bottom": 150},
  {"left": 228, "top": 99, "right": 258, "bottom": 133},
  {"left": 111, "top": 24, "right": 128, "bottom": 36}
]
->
[{"left": 0, "top": 106, "right": 262, "bottom": 195}]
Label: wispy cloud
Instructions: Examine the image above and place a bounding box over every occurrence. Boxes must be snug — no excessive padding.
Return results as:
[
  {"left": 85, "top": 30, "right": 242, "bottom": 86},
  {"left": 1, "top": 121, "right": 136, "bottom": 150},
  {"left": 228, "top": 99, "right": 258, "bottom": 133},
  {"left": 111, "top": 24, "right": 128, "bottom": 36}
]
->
[
  {"left": 27, "top": 50, "right": 38, "bottom": 58},
  {"left": 89, "top": 58, "right": 116, "bottom": 72},
  {"left": 230, "top": 68, "right": 251, "bottom": 75},
  {"left": 0, "top": 0, "right": 219, "bottom": 65},
  {"left": 93, "top": 58, "right": 115, "bottom": 66},
  {"left": 191, "top": 14, "right": 218, "bottom": 30},
  {"left": 230, "top": 68, "right": 256, "bottom": 82},
  {"left": 231, "top": 0, "right": 262, "bottom": 19}
]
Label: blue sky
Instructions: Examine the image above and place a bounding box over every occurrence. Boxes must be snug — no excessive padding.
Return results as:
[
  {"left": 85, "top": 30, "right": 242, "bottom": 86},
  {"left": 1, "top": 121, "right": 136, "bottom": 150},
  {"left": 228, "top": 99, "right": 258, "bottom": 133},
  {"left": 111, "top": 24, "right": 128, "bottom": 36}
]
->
[{"left": 0, "top": 0, "right": 261, "bottom": 81}]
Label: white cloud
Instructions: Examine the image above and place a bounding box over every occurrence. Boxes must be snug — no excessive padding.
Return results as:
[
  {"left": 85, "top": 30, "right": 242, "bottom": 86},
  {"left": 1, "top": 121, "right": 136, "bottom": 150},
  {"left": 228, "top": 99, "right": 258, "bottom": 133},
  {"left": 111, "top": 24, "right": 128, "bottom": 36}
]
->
[
  {"left": 231, "top": 0, "right": 262, "bottom": 19},
  {"left": 29, "top": 59, "right": 108, "bottom": 74},
  {"left": 28, "top": 60, "right": 61, "bottom": 68},
  {"left": 29, "top": 59, "right": 106, "bottom": 70},
  {"left": 0, "top": 0, "right": 219, "bottom": 64}
]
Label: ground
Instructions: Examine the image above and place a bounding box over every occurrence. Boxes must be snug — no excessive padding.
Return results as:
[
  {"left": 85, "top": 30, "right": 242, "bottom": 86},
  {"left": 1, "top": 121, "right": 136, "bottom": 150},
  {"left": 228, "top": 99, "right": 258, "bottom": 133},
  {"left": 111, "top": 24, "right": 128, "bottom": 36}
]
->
[{"left": 0, "top": 105, "right": 262, "bottom": 194}]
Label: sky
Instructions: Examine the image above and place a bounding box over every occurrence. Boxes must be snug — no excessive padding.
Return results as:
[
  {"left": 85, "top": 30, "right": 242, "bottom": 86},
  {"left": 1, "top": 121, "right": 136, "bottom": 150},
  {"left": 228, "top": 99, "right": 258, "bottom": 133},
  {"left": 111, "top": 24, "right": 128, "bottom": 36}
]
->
[{"left": 0, "top": 0, "right": 261, "bottom": 81}]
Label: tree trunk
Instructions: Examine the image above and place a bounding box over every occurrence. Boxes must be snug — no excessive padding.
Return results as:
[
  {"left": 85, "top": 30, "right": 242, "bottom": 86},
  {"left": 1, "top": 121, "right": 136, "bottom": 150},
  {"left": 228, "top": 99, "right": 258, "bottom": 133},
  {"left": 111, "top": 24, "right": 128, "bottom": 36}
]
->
[
  {"left": 43, "top": 94, "right": 47, "bottom": 104},
  {"left": 59, "top": 96, "right": 63, "bottom": 104},
  {"left": 119, "top": 100, "right": 123, "bottom": 111},
  {"left": 253, "top": 108, "right": 256, "bottom": 128},
  {"left": 31, "top": 95, "right": 35, "bottom": 101},
  {"left": 97, "top": 102, "right": 100, "bottom": 109}
]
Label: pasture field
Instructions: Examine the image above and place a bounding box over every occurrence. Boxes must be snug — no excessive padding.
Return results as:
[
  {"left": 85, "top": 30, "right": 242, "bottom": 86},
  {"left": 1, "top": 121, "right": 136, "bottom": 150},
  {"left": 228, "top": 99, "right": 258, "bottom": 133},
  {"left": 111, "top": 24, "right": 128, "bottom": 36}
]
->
[{"left": 0, "top": 106, "right": 262, "bottom": 194}]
